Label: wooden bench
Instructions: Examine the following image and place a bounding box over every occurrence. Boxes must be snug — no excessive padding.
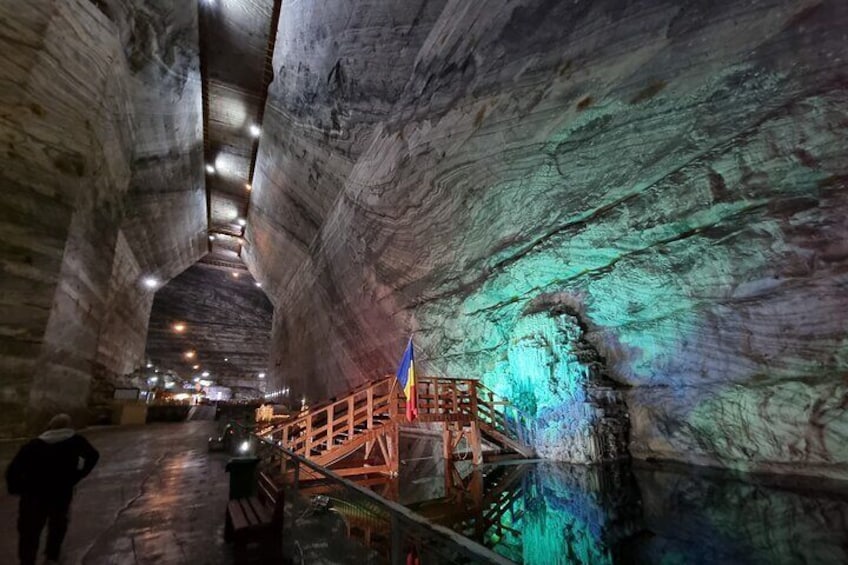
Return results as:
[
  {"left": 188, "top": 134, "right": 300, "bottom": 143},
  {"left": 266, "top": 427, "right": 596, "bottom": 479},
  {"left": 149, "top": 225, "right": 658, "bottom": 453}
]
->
[{"left": 225, "top": 472, "right": 285, "bottom": 562}]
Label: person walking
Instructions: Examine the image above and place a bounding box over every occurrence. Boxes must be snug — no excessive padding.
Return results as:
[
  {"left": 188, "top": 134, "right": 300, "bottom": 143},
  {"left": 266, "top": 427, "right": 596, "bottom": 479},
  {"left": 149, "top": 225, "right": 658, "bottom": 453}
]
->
[{"left": 4, "top": 414, "right": 100, "bottom": 565}]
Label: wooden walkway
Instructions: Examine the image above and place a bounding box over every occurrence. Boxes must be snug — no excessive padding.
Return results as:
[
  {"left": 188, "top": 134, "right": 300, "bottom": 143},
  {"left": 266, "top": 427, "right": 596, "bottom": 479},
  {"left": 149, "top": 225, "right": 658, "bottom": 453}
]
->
[{"left": 259, "top": 376, "right": 535, "bottom": 478}]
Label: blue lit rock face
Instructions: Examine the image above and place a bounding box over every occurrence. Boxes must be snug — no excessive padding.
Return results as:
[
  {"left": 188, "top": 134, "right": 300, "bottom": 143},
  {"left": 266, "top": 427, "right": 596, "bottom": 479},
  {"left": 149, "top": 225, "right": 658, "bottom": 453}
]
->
[
  {"left": 489, "top": 304, "right": 628, "bottom": 462},
  {"left": 247, "top": 0, "right": 848, "bottom": 476}
]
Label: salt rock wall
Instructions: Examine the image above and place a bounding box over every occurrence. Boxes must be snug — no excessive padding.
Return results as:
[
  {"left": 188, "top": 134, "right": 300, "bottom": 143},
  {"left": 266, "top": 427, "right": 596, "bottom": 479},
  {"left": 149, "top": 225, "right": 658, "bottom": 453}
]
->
[
  {"left": 248, "top": 0, "right": 848, "bottom": 476},
  {"left": 0, "top": 0, "right": 204, "bottom": 434}
]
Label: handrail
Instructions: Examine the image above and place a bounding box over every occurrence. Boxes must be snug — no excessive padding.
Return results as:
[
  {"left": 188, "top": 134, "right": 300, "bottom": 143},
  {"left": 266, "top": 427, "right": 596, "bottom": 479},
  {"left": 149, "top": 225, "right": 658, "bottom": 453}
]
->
[{"left": 253, "top": 434, "right": 515, "bottom": 565}]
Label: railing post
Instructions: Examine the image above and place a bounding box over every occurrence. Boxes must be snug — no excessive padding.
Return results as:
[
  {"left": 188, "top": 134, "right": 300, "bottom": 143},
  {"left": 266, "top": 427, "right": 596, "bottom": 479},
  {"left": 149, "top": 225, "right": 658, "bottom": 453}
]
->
[
  {"left": 327, "top": 404, "right": 334, "bottom": 451},
  {"left": 367, "top": 386, "right": 374, "bottom": 430},
  {"left": 305, "top": 415, "right": 313, "bottom": 455},
  {"left": 348, "top": 396, "right": 354, "bottom": 439},
  {"left": 469, "top": 380, "right": 478, "bottom": 420}
]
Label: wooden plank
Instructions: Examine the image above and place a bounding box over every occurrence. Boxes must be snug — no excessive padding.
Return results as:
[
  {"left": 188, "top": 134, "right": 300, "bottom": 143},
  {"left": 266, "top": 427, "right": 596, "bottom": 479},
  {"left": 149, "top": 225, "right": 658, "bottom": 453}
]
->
[
  {"left": 326, "top": 464, "right": 390, "bottom": 477},
  {"left": 228, "top": 500, "right": 250, "bottom": 530},
  {"left": 239, "top": 498, "right": 260, "bottom": 525},
  {"left": 247, "top": 497, "right": 273, "bottom": 524}
]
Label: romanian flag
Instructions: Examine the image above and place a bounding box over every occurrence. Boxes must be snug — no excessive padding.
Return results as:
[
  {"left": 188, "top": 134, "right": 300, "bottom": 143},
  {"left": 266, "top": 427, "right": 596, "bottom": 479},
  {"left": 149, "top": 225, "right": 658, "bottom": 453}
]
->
[{"left": 395, "top": 339, "right": 418, "bottom": 422}]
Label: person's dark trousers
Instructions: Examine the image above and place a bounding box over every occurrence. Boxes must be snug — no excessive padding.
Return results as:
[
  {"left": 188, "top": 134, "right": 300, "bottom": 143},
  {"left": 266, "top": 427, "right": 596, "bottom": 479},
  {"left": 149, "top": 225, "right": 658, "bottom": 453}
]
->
[{"left": 17, "top": 491, "right": 73, "bottom": 565}]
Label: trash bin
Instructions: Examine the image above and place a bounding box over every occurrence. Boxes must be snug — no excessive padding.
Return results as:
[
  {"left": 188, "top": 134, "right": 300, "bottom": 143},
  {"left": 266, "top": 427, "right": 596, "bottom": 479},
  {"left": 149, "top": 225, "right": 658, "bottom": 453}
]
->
[{"left": 225, "top": 456, "right": 259, "bottom": 500}]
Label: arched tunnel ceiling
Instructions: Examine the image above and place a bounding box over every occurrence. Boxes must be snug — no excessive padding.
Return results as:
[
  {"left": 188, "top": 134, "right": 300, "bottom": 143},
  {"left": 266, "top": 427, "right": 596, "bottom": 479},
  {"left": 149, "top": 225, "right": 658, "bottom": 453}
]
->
[
  {"left": 145, "top": 263, "right": 272, "bottom": 391},
  {"left": 239, "top": 0, "right": 848, "bottom": 477},
  {"left": 200, "top": 0, "right": 279, "bottom": 255}
]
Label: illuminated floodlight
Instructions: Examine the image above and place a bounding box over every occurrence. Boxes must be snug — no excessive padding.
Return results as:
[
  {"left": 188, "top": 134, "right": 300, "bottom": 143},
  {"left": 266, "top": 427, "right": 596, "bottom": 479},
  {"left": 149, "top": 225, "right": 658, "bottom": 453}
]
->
[
  {"left": 184, "top": 350, "right": 196, "bottom": 359},
  {"left": 258, "top": 372, "right": 266, "bottom": 379},
  {"left": 205, "top": 164, "right": 215, "bottom": 174},
  {"left": 239, "top": 441, "right": 250, "bottom": 453},
  {"left": 146, "top": 363, "right": 153, "bottom": 369},
  {"left": 249, "top": 124, "right": 261, "bottom": 138},
  {"left": 142, "top": 276, "right": 159, "bottom": 289},
  {"left": 173, "top": 323, "right": 186, "bottom": 333},
  {"left": 192, "top": 364, "right": 200, "bottom": 370},
  {"left": 255, "top": 282, "right": 262, "bottom": 288}
]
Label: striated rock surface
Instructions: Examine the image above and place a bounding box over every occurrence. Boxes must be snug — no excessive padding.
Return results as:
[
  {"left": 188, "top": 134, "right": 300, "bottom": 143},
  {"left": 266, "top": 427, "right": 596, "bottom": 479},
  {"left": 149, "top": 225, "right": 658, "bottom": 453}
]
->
[
  {"left": 0, "top": 0, "right": 204, "bottom": 434},
  {"left": 246, "top": 0, "right": 848, "bottom": 476}
]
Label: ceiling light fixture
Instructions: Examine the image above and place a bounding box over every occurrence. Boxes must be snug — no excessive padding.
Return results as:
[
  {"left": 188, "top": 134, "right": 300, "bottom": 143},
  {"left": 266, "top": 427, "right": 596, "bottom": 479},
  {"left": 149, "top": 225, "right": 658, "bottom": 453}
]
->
[
  {"left": 184, "top": 350, "right": 196, "bottom": 359},
  {"left": 173, "top": 323, "right": 186, "bottom": 333},
  {"left": 249, "top": 124, "right": 261, "bottom": 137},
  {"left": 192, "top": 364, "right": 200, "bottom": 370},
  {"left": 205, "top": 164, "right": 215, "bottom": 174}
]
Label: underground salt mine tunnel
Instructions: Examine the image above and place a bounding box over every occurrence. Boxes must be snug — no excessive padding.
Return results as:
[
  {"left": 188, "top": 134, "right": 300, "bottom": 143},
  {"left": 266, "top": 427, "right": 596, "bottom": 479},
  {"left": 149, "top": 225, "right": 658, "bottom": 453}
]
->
[{"left": 1, "top": 0, "right": 847, "bottom": 563}]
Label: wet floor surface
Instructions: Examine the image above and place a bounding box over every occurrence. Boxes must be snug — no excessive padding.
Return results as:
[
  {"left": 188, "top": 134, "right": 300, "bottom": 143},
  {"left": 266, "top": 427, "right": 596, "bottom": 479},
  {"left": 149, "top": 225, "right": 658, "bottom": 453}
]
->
[{"left": 0, "top": 422, "right": 233, "bottom": 565}]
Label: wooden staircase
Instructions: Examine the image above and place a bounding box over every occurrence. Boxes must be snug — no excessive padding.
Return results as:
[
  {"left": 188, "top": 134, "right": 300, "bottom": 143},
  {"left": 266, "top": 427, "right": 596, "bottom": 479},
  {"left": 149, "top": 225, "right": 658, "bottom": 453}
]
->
[{"left": 260, "top": 376, "right": 535, "bottom": 479}]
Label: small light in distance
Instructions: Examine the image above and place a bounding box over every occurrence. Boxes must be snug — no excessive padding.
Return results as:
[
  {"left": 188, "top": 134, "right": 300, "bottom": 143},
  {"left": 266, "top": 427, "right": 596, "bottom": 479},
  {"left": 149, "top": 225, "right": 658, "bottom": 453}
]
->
[
  {"left": 209, "top": 235, "right": 216, "bottom": 241},
  {"left": 164, "top": 382, "right": 175, "bottom": 389},
  {"left": 142, "top": 277, "right": 159, "bottom": 289},
  {"left": 149, "top": 376, "right": 158, "bottom": 383},
  {"left": 192, "top": 364, "right": 200, "bottom": 370},
  {"left": 239, "top": 441, "right": 250, "bottom": 453},
  {"left": 237, "top": 218, "right": 246, "bottom": 227},
  {"left": 173, "top": 322, "right": 186, "bottom": 333},
  {"left": 255, "top": 282, "right": 262, "bottom": 287},
  {"left": 232, "top": 272, "right": 240, "bottom": 278},
  {"left": 245, "top": 183, "right": 252, "bottom": 191},
  {"left": 184, "top": 350, "right": 196, "bottom": 359},
  {"left": 258, "top": 372, "right": 266, "bottom": 379},
  {"left": 201, "top": 371, "right": 210, "bottom": 377},
  {"left": 146, "top": 363, "right": 153, "bottom": 369},
  {"left": 205, "top": 164, "right": 215, "bottom": 174},
  {"left": 249, "top": 124, "right": 261, "bottom": 138},
  {"left": 224, "top": 358, "right": 229, "bottom": 362}
]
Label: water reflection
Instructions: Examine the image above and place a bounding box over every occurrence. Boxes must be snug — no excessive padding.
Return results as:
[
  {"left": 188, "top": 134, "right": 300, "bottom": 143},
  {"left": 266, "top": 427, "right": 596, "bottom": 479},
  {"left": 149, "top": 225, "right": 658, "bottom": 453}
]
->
[
  {"left": 393, "top": 441, "right": 848, "bottom": 564},
  {"left": 303, "top": 434, "right": 848, "bottom": 564}
]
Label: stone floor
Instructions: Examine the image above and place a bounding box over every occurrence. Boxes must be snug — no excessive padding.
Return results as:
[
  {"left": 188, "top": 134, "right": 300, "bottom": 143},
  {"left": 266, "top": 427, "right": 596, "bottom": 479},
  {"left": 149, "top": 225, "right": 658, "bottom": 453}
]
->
[
  {"left": 0, "top": 422, "right": 234, "bottom": 564},
  {"left": 0, "top": 422, "right": 385, "bottom": 565}
]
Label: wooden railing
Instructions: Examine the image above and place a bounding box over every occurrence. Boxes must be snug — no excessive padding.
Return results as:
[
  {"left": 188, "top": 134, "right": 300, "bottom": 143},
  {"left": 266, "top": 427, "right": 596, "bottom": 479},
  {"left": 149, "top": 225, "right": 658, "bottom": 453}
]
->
[
  {"left": 259, "top": 375, "right": 534, "bottom": 477},
  {"left": 264, "top": 376, "right": 397, "bottom": 460}
]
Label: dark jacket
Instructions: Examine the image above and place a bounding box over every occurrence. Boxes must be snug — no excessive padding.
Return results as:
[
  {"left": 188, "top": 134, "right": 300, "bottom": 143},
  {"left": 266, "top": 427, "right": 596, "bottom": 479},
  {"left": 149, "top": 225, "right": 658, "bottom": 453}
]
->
[{"left": 5, "top": 428, "right": 100, "bottom": 497}]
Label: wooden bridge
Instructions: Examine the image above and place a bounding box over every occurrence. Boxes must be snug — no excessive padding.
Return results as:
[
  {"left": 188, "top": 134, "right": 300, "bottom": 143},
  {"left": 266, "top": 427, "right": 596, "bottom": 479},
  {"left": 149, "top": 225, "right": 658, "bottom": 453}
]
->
[{"left": 258, "top": 376, "right": 535, "bottom": 478}]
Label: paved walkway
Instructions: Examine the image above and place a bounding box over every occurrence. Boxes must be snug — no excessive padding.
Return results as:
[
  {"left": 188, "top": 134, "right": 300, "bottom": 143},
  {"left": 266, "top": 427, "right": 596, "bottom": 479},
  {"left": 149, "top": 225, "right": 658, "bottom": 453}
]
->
[{"left": 0, "top": 422, "right": 232, "bottom": 565}]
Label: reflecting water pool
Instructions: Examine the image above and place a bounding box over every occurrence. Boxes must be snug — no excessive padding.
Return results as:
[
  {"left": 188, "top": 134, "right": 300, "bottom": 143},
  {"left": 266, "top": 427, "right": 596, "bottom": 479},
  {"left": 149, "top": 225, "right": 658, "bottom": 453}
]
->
[{"left": 393, "top": 450, "right": 848, "bottom": 564}]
